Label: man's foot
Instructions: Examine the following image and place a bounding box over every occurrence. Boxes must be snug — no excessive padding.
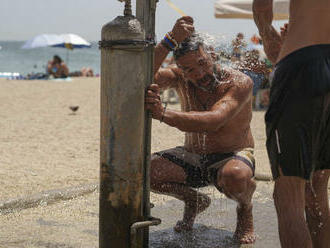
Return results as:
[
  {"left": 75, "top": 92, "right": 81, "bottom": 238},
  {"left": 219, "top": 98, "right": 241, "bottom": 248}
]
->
[
  {"left": 174, "top": 220, "right": 193, "bottom": 232},
  {"left": 174, "top": 193, "right": 211, "bottom": 232},
  {"left": 233, "top": 204, "right": 256, "bottom": 244}
]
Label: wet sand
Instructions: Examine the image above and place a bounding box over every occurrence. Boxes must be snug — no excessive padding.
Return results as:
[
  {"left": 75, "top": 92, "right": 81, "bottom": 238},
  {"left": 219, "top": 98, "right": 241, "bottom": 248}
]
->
[
  {"left": 0, "top": 77, "right": 271, "bottom": 201},
  {"left": 0, "top": 182, "right": 279, "bottom": 248}
]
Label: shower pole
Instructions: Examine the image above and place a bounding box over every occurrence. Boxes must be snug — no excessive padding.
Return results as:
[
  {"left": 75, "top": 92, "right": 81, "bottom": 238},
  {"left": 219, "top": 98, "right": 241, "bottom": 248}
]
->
[{"left": 99, "top": 0, "right": 160, "bottom": 247}]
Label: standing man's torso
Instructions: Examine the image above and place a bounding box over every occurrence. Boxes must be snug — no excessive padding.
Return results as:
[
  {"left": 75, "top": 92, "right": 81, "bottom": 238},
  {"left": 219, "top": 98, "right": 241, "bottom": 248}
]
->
[{"left": 278, "top": 0, "right": 330, "bottom": 62}]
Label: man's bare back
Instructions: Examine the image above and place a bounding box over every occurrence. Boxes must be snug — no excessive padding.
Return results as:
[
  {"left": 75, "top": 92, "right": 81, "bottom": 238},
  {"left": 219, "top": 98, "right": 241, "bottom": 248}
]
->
[
  {"left": 279, "top": 0, "right": 330, "bottom": 61},
  {"left": 253, "top": 0, "right": 330, "bottom": 64}
]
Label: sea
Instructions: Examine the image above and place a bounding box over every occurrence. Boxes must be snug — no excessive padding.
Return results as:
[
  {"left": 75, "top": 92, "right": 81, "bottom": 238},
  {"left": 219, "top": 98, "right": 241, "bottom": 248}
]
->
[
  {"left": 0, "top": 41, "right": 101, "bottom": 77},
  {"left": 0, "top": 36, "right": 233, "bottom": 78}
]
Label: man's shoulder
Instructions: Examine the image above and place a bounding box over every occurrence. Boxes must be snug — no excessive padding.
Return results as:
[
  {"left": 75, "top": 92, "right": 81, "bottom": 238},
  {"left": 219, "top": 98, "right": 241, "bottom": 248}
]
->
[
  {"left": 216, "top": 67, "right": 252, "bottom": 95},
  {"left": 220, "top": 67, "right": 251, "bottom": 85}
]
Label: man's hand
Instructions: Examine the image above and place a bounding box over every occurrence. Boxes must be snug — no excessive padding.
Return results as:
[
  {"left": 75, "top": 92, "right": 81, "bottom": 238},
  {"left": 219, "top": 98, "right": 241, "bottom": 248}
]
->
[
  {"left": 280, "top": 23, "right": 289, "bottom": 43},
  {"left": 253, "top": 0, "right": 273, "bottom": 12},
  {"left": 145, "top": 84, "right": 164, "bottom": 120},
  {"left": 171, "top": 16, "right": 195, "bottom": 44}
]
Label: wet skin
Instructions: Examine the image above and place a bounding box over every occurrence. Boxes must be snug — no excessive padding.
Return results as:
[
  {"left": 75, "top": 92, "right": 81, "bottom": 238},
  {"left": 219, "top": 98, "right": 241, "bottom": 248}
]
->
[
  {"left": 253, "top": 1, "right": 330, "bottom": 247},
  {"left": 253, "top": 0, "right": 330, "bottom": 64},
  {"left": 145, "top": 16, "right": 256, "bottom": 244}
]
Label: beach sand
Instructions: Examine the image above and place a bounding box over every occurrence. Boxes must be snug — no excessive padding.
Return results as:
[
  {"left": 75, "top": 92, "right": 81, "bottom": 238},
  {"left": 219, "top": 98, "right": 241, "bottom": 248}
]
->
[{"left": 0, "top": 77, "right": 270, "bottom": 201}]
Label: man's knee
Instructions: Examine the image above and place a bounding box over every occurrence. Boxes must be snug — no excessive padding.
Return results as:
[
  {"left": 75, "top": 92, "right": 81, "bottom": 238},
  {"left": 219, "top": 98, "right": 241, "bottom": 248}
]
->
[
  {"left": 273, "top": 189, "right": 295, "bottom": 217},
  {"left": 150, "top": 154, "right": 166, "bottom": 184},
  {"left": 219, "top": 165, "right": 252, "bottom": 195},
  {"left": 305, "top": 177, "right": 329, "bottom": 218},
  {"left": 273, "top": 178, "right": 306, "bottom": 215}
]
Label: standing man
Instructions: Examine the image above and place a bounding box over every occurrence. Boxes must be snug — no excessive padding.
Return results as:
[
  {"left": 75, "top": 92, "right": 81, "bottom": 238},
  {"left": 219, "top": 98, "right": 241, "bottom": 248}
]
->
[
  {"left": 231, "top": 32, "right": 247, "bottom": 62},
  {"left": 145, "top": 16, "right": 256, "bottom": 244},
  {"left": 253, "top": 0, "right": 330, "bottom": 247}
]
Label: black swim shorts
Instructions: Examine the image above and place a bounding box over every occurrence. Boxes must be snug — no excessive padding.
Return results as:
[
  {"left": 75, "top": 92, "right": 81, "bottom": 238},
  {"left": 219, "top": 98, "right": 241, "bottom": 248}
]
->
[
  {"left": 155, "top": 146, "right": 255, "bottom": 188},
  {"left": 266, "top": 44, "right": 330, "bottom": 180}
]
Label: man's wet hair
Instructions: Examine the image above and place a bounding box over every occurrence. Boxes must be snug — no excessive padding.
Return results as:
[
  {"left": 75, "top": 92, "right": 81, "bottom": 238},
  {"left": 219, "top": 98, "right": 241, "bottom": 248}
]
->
[{"left": 173, "top": 33, "right": 206, "bottom": 60}]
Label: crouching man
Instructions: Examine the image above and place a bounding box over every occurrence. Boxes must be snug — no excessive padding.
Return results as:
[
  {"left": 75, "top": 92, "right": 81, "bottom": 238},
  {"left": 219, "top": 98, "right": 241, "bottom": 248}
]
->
[{"left": 146, "top": 16, "right": 256, "bottom": 244}]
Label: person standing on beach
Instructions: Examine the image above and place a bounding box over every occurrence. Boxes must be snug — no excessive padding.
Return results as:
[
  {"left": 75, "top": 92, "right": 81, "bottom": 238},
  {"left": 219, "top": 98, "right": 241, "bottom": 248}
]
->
[
  {"left": 238, "top": 48, "right": 270, "bottom": 108},
  {"left": 145, "top": 16, "right": 256, "bottom": 244},
  {"left": 231, "top": 32, "right": 247, "bottom": 62},
  {"left": 253, "top": 0, "right": 330, "bottom": 247}
]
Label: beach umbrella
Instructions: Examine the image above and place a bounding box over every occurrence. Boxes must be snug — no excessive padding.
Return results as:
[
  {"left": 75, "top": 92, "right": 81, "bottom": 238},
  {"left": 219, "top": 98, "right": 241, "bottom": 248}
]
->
[
  {"left": 51, "top": 34, "right": 91, "bottom": 65},
  {"left": 21, "top": 34, "right": 64, "bottom": 49},
  {"left": 52, "top": 34, "right": 91, "bottom": 49},
  {"left": 21, "top": 34, "right": 91, "bottom": 68},
  {"left": 214, "top": 0, "right": 289, "bottom": 20},
  {"left": 22, "top": 33, "right": 91, "bottom": 68}
]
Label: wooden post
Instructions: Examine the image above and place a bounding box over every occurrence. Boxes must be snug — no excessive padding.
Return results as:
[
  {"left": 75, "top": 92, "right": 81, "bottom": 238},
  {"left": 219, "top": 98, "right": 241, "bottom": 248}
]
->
[
  {"left": 99, "top": 4, "right": 146, "bottom": 248},
  {"left": 99, "top": 0, "right": 159, "bottom": 247}
]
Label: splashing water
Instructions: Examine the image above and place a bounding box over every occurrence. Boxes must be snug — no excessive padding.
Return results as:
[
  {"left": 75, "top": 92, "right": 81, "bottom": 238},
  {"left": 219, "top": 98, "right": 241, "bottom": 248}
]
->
[
  {"left": 202, "top": 132, "right": 207, "bottom": 152},
  {"left": 198, "top": 32, "right": 232, "bottom": 56}
]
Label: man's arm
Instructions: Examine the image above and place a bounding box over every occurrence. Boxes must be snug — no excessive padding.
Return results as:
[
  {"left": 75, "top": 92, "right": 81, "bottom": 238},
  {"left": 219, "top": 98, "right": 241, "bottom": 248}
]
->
[
  {"left": 154, "top": 42, "right": 173, "bottom": 76},
  {"left": 153, "top": 16, "right": 194, "bottom": 89},
  {"left": 154, "top": 16, "right": 194, "bottom": 75},
  {"left": 154, "top": 66, "right": 181, "bottom": 90},
  {"left": 146, "top": 73, "right": 253, "bottom": 133},
  {"left": 252, "top": 0, "right": 282, "bottom": 64}
]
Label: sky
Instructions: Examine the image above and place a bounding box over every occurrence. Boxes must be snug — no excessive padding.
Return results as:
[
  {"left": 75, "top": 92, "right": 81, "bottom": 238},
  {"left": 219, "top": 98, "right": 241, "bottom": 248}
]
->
[{"left": 0, "top": 0, "right": 286, "bottom": 42}]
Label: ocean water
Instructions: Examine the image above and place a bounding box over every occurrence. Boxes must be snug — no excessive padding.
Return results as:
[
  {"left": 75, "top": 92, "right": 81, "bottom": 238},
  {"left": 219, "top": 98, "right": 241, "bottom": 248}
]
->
[
  {"left": 0, "top": 41, "right": 100, "bottom": 76},
  {"left": 0, "top": 35, "right": 233, "bottom": 78}
]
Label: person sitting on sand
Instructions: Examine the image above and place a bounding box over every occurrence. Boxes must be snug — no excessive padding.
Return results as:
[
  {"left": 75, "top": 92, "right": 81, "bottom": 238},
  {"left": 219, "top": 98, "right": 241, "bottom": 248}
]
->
[
  {"left": 145, "top": 16, "right": 256, "bottom": 244},
  {"left": 47, "top": 55, "right": 69, "bottom": 78},
  {"left": 47, "top": 55, "right": 94, "bottom": 78},
  {"left": 68, "top": 67, "right": 94, "bottom": 77}
]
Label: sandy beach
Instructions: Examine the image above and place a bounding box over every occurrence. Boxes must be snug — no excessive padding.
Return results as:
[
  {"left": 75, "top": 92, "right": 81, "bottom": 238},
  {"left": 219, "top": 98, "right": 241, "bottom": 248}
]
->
[{"left": 0, "top": 77, "right": 270, "bottom": 201}]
